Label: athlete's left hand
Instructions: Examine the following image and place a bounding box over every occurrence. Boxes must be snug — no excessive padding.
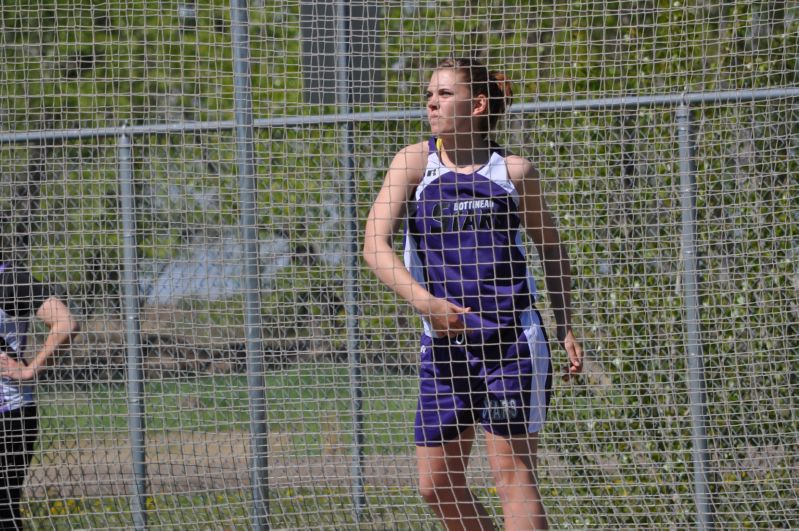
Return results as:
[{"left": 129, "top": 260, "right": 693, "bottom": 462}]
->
[
  {"left": 561, "top": 330, "right": 583, "bottom": 382},
  {"left": 0, "top": 353, "right": 36, "bottom": 381}
]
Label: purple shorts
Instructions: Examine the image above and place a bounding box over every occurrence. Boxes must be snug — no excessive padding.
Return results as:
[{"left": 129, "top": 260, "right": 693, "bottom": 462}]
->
[{"left": 414, "top": 309, "right": 553, "bottom": 446}]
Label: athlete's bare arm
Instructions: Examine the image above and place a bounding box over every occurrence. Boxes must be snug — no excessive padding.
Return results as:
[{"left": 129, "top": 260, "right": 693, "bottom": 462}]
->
[
  {"left": 508, "top": 156, "right": 583, "bottom": 377},
  {"left": 364, "top": 141, "right": 470, "bottom": 337},
  {"left": 0, "top": 296, "right": 79, "bottom": 381}
]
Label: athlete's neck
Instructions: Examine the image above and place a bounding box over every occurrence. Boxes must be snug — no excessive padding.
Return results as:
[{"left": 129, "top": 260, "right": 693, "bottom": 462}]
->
[{"left": 436, "top": 134, "right": 491, "bottom": 170}]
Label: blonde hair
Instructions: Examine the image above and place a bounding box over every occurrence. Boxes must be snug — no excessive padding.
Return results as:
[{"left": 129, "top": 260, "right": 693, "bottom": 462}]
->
[{"left": 435, "top": 58, "right": 514, "bottom": 131}]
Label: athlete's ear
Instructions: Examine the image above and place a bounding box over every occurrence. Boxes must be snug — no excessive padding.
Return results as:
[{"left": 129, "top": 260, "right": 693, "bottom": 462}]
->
[{"left": 472, "top": 93, "right": 488, "bottom": 117}]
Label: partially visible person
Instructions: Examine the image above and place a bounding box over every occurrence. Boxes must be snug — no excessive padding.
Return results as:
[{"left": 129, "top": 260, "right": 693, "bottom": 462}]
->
[
  {"left": 364, "top": 58, "right": 583, "bottom": 529},
  {"left": 0, "top": 261, "right": 78, "bottom": 530}
]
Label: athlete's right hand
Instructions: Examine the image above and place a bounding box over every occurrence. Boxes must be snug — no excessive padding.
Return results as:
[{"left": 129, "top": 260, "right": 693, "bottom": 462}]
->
[
  {"left": 0, "top": 352, "right": 35, "bottom": 381},
  {"left": 423, "top": 297, "right": 470, "bottom": 338}
]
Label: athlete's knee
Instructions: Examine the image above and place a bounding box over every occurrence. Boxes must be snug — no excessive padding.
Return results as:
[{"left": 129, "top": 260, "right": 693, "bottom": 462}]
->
[
  {"left": 417, "top": 480, "right": 439, "bottom": 505},
  {"left": 493, "top": 464, "right": 539, "bottom": 504},
  {"left": 417, "top": 473, "right": 446, "bottom": 503},
  {"left": 490, "top": 452, "right": 535, "bottom": 490},
  {"left": 417, "top": 470, "right": 466, "bottom": 504}
]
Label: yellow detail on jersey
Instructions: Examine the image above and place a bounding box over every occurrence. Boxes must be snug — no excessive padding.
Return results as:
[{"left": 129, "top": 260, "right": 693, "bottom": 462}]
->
[{"left": 436, "top": 137, "right": 443, "bottom": 152}]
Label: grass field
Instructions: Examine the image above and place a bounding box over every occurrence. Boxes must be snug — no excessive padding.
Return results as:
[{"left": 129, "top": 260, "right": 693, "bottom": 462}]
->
[
  {"left": 26, "top": 367, "right": 456, "bottom": 529},
  {"left": 38, "top": 366, "right": 418, "bottom": 454},
  {"left": 22, "top": 487, "right": 463, "bottom": 530},
  {"left": 23, "top": 364, "right": 793, "bottom": 529}
]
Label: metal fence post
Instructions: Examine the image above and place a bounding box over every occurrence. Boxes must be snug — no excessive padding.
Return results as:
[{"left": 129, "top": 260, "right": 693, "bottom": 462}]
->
[
  {"left": 677, "top": 101, "right": 714, "bottom": 531},
  {"left": 118, "top": 131, "right": 149, "bottom": 530},
  {"left": 230, "top": 1, "right": 269, "bottom": 529},
  {"left": 335, "top": 0, "right": 365, "bottom": 520}
]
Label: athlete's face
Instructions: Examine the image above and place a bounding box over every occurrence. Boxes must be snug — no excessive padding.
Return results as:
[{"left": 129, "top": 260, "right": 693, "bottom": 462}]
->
[{"left": 425, "top": 69, "right": 483, "bottom": 136}]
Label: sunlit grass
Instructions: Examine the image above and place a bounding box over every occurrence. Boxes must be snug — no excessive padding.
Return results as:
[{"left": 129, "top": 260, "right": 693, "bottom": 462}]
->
[{"left": 37, "top": 366, "right": 417, "bottom": 456}]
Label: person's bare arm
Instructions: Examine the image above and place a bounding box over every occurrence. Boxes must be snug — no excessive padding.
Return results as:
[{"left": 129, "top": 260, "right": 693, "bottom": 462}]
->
[
  {"left": 363, "top": 142, "right": 469, "bottom": 337},
  {"left": 509, "top": 156, "right": 583, "bottom": 377},
  {"left": 0, "top": 296, "right": 79, "bottom": 381}
]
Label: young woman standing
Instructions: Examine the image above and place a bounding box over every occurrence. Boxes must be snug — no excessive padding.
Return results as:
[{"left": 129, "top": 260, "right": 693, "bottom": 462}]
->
[{"left": 364, "top": 58, "right": 583, "bottom": 530}]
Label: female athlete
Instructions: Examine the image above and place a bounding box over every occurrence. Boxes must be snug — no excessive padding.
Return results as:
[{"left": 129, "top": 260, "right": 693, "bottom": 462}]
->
[{"left": 364, "top": 58, "right": 583, "bottom": 530}]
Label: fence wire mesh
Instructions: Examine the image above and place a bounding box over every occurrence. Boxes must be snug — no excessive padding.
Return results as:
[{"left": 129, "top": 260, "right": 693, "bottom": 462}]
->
[{"left": 0, "top": 1, "right": 797, "bottom": 529}]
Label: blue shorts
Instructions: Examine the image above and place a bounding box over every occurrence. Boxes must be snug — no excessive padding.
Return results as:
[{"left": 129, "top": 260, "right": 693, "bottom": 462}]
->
[{"left": 414, "top": 309, "right": 552, "bottom": 446}]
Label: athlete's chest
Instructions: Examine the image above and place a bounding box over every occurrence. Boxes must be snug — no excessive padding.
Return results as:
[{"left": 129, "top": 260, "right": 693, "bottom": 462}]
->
[{"left": 410, "top": 171, "right": 518, "bottom": 236}]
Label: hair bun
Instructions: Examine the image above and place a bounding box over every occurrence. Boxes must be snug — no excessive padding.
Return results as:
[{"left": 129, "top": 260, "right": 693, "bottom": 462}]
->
[{"left": 489, "top": 71, "right": 513, "bottom": 107}]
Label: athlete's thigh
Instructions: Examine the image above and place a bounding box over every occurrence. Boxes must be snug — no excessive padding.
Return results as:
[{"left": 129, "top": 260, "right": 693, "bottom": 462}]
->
[
  {"left": 416, "top": 426, "right": 477, "bottom": 480},
  {"left": 480, "top": 318, "right": 552, "bottom": 438},
  {"left": 484, "top": 429, "right": 539, "bottom": 479},
  {"left": 415, "top": 335, "right": 478, "bottom": 446}
]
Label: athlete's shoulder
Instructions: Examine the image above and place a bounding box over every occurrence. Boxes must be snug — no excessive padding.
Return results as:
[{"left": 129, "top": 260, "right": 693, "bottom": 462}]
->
[
  {"left": 396, "top": 140, "right": 432, "bottom": 162},
  {"left": 388, "top": 140, "right": 432, "bottom": 185},
  {"left": 503, "top": 153, "right": 540, "bottom": 188}
]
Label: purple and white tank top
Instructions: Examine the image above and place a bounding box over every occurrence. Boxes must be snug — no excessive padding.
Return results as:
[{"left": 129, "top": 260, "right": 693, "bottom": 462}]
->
[{"left": 404, "top": 138, "right": 537, "bottom": 341}]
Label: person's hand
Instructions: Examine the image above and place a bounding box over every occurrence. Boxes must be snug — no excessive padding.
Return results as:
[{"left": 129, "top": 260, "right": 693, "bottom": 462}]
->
[
  {"left": 561, "top": 329, "right": 583, "bottom": 382},
  {"left": 0, "top": 353, "right": 36, "bottom": 381},
  {"left": 424, "top": 297, "right": 470, "bottom": 339}
]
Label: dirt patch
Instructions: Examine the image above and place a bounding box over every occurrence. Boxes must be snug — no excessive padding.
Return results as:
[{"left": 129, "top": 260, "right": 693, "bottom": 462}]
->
[
  {"left": 27, "top": 431, "right": 415, "bottom": 499},
  {"left": 26, "top": 431, "right": 570, "bottom": 499}
]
